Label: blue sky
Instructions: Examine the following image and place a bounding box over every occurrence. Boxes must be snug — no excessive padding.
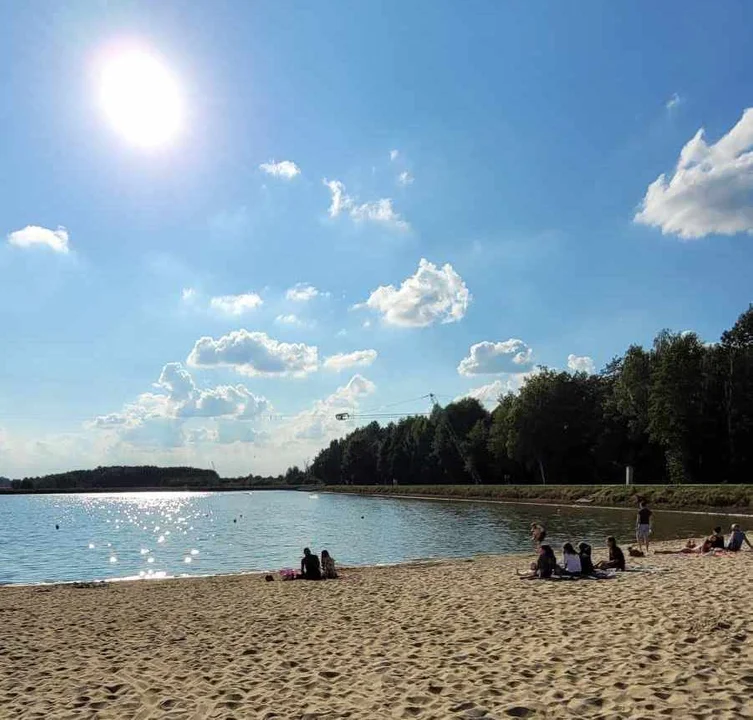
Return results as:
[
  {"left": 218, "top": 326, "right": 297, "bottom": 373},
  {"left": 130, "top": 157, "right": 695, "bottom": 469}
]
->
[{"left": 2, "top": 1, "right": 753, "bottom": 477}]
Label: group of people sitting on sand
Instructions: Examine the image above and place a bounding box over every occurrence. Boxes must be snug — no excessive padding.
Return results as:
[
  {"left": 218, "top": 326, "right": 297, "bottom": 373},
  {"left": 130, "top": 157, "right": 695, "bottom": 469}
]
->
[
  {"left": 296, "top": 547, "right": 338, "bottom": 580},
  {"left": 520, "top": 528, "right": 626, "bottom": 580},
  {"left": 655, "top": 524, "right": 752, "bottom": 555}
]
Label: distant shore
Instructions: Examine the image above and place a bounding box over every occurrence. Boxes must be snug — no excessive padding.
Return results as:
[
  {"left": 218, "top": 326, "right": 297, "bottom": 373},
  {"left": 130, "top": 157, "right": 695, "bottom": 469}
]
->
[
  {"left": 0, "top": 485, "right": 300, "bottom": 495},
  {"left": 323, "top": 483, "right": 753, "bottom": 514}
]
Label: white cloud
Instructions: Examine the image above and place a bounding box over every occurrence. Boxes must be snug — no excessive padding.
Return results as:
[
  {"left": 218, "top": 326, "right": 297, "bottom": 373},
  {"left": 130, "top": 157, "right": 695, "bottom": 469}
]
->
[
  {"left": 209, "top": 292, "right": 263, "bottom": 315},
  {"left": 458, "top": 339, "right": 534, "bottom": 376},
  {"left": 390, "top": 149, "right": 399, "bottom": 161},
  {"left": 666, "top": 93, "right": 683, "bottom": 110},
  {"left": 398, "top": 171, "right": 414, "bottom": 186},
  {"left": 275, "top": 314, "right": 303, "bottom": 326},
  {"left": 187, "top": 330, "right": 318, "bottom": 377},
  {"left": 323, "top": 349, "right": 378, "bottom": 372},
  {"left": 323, "top": 179, "right": 408, "bottom": 229},
  {"left": 259, "top": 160, "right": 301, "bottom": 179},
  {"left": 360, "top": 258, "right": 471, "bottom": 327},
  {"left": 287, "top": 374, "right": 376, "bottom": 441},
  {"left": 286, "top": 283, "right": 321, "bottom": 302},
  {"left": 181, "top": 287, "right": 196, "bottom": 302},
  {"left": 567, "top": 354, "right": 596, "bottom": 374},
  {"left": 90, "top": 363, "right": 270, "bottom": 449},
  {"left": 7, "top": 225, "right": 70, "bottom": 253},
  {"left": 635, "top": 108, "right": 753, "bottom": 239},
  {"left": 456, "top": 373, "right": 534, "bottom": 407}
]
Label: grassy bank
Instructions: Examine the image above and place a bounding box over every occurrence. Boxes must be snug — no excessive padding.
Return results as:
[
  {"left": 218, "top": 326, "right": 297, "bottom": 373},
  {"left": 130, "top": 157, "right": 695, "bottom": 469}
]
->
[{"left": 323, "top": 484, "right": 753, "bottom": 512}]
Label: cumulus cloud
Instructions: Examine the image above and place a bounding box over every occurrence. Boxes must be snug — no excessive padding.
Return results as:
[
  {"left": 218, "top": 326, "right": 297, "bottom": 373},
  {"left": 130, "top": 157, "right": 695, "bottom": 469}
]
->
[
  {"left": 398, "top": 171, "right": 414, "bottom": 186},
  {"left": 209, "top": 292, "right": 263, "bottom": 315},
  {"left": 275, "top": 314, "right": 303, "bottom": 326},
  {"left": 259, "top": 160, "right": 301, "bottom": 179},
  {"left": 634, "top": 108, "right": 753, "bottom": 239},
  {"left": 390, "top": 149, "right": 399, "bottom": 161},
  {"left": 323, "top": 179, "right": 408, "bottom": 229},
  {"left": 287, "top": 374, "right": 376, "bottom": 441},
  {"left": 567, "top": 354, "right": 596, "bottom": 374},
  {"left": 323, "top": 349, "right": 378, "bottom": 372},
  {"left": 90, "top": 363, "right": 270, "bottom": 448},
  {"left": 456, "top": 373, "right": 535, "bottom": 407},
  {"left": 7, "top": 225, "right": 70, "bottom": 253},
  {"left": 359, "top": 258, "right": 470, "bottom": 327},
  {"left": 286, "top": 283, "right": 321, "bottom": 302},
  {"left": 458, "top": 339, "right": 534, "bottom": 376},
  {"left": 187, "top": 330, "right": 318, "bottom": 377},
  {"left": 181, "top": 287, "right": 197, "bottom": 302}
]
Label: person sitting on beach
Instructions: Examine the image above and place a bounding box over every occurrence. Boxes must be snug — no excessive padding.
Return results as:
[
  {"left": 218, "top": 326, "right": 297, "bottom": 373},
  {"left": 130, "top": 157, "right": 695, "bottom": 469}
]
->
[
  {"left": 320, "top": 549, "right": 337, "bottom": 579},
  {"left": 560, "top": 543, "right": 582, "bottom": 576},
  {"left": 655, "top": 538, "right": 715, "bottom": 555},
  {"left": 727, "top": 524, "right": 753, "bottom": 552},
  {"left": 518, "top": 544, "right": 557, "bottom": 579},
  {"left": 711, "top": 526, "right": 725, "bottom": 549},
  {"left": 578, "top": 542, "right": 595, "bottom": 576},
  {"left": 530, "top": 522, "right": 546, "bottom": 546},
  {"left": 595, "top": 536, "right": 626, "bottom": 571},
  {"left": 299, "top": 547, "right": 322, "bottom": 580}
]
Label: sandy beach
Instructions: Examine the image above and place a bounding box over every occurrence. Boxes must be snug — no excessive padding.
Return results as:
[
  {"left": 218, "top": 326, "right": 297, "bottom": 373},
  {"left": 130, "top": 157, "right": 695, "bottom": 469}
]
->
[{"left": 1, "top": 544, "right": 752, "bottom": 720}]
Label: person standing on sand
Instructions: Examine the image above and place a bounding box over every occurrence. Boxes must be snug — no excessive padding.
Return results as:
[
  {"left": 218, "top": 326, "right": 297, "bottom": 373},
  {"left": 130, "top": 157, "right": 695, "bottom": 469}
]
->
[{"left": 635, "top": 501, "right": 652, "bottom": 554}]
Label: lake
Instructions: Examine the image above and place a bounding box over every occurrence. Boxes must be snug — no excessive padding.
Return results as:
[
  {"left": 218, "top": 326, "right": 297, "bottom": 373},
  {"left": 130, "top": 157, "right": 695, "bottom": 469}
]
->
[{"left": 0, "top": 490, "right": 748, "bottom": 585}]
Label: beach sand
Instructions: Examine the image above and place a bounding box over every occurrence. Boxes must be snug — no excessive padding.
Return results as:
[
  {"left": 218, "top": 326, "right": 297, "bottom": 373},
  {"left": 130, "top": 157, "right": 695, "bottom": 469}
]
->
[{"left": 1, "top": 545, "right": 753, "bottom": 719}]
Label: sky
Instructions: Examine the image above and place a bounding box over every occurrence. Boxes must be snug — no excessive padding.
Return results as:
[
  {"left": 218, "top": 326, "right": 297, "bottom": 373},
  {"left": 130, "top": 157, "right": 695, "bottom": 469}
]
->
[{"left": 2, "top": 1, "right": 753, "bottom": 478}]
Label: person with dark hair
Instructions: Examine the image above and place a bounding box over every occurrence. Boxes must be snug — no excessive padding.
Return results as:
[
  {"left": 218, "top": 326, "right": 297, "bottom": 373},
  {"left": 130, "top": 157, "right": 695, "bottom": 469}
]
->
[
  {"left": 596, "top": 537, "right": 626, "bottom": 571},
  {"left": 727, "top": 524, "right": 753, "bottom": 552},
  {"left": 321, "top": 549, "right": 337, "bottom": 579},
  {"left": 298, "top": 547, "right": 322, "bottom": 580},
  {"left": 711, "top": 527, "right": 725, "bottom": 549},
  {"left": 635, "top": 501, "right": 652, "bottom": 554},
  {"left": 560, "top": 542, "right": 582, "bottom": 576},
  {"left": 578, "top": 542, "right": 595, "bottom": 576},
  {"left": 518, "top": 544, "right": 557, "bottom": 579}
]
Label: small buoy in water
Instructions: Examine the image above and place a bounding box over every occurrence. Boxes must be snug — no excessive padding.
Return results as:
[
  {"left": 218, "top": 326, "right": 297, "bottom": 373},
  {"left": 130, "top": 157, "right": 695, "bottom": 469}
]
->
[{"left": 55, "top": 524, "right": 59, "bottom": 530}]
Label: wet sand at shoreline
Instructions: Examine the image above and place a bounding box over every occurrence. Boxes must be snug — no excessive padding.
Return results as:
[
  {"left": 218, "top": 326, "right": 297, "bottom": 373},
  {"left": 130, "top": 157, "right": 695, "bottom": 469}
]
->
[{"left": 1, "top": 542, "right": 752, "bottom": 719}]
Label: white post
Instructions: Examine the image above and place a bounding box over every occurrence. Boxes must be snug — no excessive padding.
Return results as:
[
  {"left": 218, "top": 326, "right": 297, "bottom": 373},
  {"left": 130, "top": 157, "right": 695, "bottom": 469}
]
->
[{"left": 625, "top": 465, "right": 634, "bottom": 485}]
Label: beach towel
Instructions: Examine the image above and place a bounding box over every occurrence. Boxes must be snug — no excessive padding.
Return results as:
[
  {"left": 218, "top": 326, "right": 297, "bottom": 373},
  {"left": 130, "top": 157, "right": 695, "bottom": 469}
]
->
[{"left": 279, "top": 568, "right": 296, "bottom": 581}]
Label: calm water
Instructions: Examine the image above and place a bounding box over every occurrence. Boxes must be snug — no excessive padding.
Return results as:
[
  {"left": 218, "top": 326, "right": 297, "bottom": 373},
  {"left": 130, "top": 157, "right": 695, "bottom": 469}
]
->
[{"left": 0, "top": 490, "right": 748, "bottom": 585}]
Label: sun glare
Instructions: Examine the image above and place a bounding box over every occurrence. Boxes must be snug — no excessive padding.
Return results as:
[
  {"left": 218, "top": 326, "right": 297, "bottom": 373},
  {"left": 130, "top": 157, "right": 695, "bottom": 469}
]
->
[{"left": 99, "top": 48, "right": 182, "bottom": 147}]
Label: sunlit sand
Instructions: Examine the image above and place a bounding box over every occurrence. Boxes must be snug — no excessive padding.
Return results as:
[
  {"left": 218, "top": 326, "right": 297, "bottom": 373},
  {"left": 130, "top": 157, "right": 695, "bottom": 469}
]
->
[{"left": 1, "top": 541, "right": 752, "bottom": 718}]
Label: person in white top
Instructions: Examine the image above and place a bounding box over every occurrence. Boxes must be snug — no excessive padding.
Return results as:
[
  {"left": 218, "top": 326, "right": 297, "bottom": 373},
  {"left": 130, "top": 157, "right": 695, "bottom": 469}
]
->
[{"left": 561, "top": 542, "right": 582, "bottom": 575}]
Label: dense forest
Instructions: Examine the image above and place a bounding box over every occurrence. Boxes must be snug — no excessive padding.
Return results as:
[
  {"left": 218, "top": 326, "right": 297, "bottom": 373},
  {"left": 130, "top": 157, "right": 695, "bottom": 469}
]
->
[
  {"left": 5, "top": 306, "right": 753, "bottom": 491},
  {"left": 303, "top": 305, "right": 753, "bottom": 486}
]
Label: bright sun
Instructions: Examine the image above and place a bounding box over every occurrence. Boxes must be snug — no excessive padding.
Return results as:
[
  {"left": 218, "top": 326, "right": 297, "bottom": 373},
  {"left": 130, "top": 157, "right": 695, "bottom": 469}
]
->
[{"left": 99, "top": 48, "right": 182, "bottom": 147}]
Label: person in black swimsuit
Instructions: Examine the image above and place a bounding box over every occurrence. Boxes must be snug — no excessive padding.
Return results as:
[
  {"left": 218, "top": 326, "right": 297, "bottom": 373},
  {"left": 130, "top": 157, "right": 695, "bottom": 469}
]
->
[
  {"left": 299, "top": 547, "right": 322, "bottom": 580},
  {"left": 711, "top": 526, "right": 725, "bottom": 549},
  {"left": 596, "top": 536, "right": 626, "bottom": 571}
]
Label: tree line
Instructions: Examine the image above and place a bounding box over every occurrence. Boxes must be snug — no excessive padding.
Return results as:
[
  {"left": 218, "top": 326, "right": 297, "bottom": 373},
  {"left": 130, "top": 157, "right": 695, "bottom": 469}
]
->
[{"left": 303, "top": 305, "right": 753, "bottom": 486}]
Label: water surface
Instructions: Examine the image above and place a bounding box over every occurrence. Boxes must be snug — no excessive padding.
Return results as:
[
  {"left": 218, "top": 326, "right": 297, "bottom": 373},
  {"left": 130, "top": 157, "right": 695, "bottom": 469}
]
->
[{"left": 0, "top": 490, "right": 747, "bottom": 585}]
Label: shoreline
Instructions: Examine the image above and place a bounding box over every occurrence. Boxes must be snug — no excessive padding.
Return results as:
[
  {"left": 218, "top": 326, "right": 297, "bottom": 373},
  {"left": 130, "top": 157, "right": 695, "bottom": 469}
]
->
[
  {"left": 322, "top": 489, "right": 753, "bottom": 518},
  {"left": 0, "top": 537, "right": 723, "bottom": 590}
]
